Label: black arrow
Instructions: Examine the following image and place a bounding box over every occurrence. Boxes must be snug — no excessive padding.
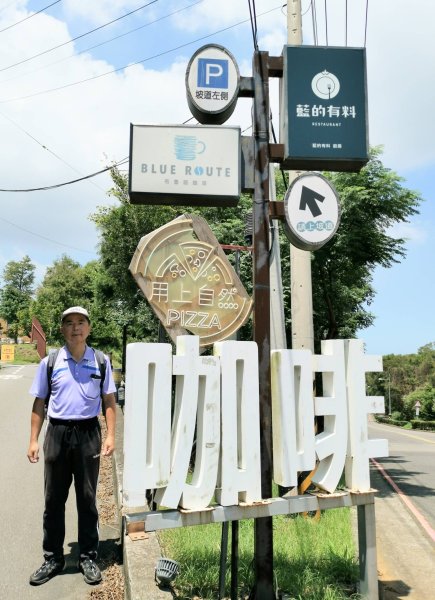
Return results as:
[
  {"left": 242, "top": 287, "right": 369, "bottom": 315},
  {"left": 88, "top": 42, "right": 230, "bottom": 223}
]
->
[{"left": 299, "top": 185, "right": 325, "bottom": 218}]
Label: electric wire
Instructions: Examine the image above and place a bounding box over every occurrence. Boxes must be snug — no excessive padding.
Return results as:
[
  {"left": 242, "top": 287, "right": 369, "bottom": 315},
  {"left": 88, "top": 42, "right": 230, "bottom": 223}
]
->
[
  {"left": 0, "top": 0, "right": 204, "bottom": 86},
  {"left": 247, "top": 0, "right": 259, "bottom": 50},
  {"left": 0, "top": 109, "right": 107, "bottom": 192},
  {"left": 311, "top": 0, "right": 318, "bottom": 45},
  {"left": 364, "top": 0, "right": 369, "bottom": 47},
  {"left": 324, "top": 0, "right": 328, "bottom": 45},
  {"left": 0, "top": 215, "right": 95, "bottom": 254},
  {"left": 345, "top": 0, "right": 348, "bottom": 46},
  {"left": 0, "top": 158, "right": 128, "bottom": 192},
  {"left": 0, "top": 0, "right": 62, "bottom": 35},
  {"left": 302, "top": 1, "right": 312, "bottom": 17},
  {"left": 0, "top": 4, "right": 284, "bottom": 104},
  {"left": 0, "top": 0, "right": 160, "bottom": 75},
  {"left": 0, "top": 113, "right": 196, "bottom": 193}
]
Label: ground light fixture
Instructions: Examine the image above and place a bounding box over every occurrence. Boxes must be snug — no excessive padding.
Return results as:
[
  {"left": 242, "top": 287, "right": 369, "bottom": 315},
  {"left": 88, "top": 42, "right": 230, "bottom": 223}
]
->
[{"left": 155, "top": 557, "right": 180, "bottom": 586}]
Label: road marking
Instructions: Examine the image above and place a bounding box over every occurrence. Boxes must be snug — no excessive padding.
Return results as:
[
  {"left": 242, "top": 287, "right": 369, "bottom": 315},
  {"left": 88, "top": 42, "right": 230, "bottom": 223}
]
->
[
  {"left": 374, "top": 423, "right": 435, "bottom": 445},
  {"left": 371, "top": 458, "right": 435, "bottom": 543},
  {"left": 0, "top": 365, "right": 26, "bottom": 380}
]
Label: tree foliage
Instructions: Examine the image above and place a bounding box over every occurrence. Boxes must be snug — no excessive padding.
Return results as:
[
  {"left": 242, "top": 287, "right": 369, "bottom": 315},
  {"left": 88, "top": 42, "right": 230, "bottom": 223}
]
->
[{"left": 0, "top": 255, "right": 35, "bottom": 341}]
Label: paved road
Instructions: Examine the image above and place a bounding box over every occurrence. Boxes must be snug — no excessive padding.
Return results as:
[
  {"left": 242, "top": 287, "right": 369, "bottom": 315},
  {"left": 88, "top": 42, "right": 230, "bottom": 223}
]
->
[
  {"left": 0, "top": 363, "right": 98, "bottom": 599},
  {"left": 368, "top": 420, "right": 435, "bottom": 599},
  {"left": 369, "top": 420, "right": 435, "bottom": 533}
]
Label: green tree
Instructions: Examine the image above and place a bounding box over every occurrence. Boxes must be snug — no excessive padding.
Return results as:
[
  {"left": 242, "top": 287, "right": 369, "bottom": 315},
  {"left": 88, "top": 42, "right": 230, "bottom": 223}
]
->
[
  {"left": 32, "top": 255, "right": 98, "bottom": 344},
  {"left": 91, "top": 149, "right": 422, "bottom": 349},
  {"left": 302, "top": 147, "right": 420, "bottom": 344},
  {"left": 402, "top": 384, "right": 435, "bottom": 421},
  {"left": 90, "top": 167, "right": 254, "bottom": 343},
  {"left": 0, "top": 255, "right": 35, "bottom": 341}
]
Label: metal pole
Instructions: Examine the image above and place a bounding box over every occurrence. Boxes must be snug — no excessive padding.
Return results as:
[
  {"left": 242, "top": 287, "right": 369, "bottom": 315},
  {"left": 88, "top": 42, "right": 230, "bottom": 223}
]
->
[
  {"left": 388, "top": 373, "right": 391, "bottom": 416},
  {"left": 252, "top": 49, "right": 274, "bottom": 600},
  {"left": 218, "top": 522, "right": 229, "bottom": 599},
  {"left": 231, "top": 521, "right": 239, "bottom": 600}
]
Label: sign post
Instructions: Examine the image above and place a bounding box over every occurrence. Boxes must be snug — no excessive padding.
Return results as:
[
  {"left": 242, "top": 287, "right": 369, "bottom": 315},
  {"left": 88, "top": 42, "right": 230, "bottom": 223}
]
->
[{"left": 252, "top": 50, "right": 274, "bottom": 600}]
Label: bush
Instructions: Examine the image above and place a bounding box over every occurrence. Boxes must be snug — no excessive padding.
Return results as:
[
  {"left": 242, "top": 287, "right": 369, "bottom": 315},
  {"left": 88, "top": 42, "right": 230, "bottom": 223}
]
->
[
  {"left": 374, "top": 415, "right": 409, "bottom": 427},
  {"left": 391, "top": 410, "right": 402, "bottom": 421},
  {"left": 411, "top": 419, "right": 435, "bottom": 431}
]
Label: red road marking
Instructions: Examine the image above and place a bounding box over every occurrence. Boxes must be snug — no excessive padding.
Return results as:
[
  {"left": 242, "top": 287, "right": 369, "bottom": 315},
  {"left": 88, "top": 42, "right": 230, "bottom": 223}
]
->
[{"left": 371, "top": 457, "right": 435, "bottom": 543}]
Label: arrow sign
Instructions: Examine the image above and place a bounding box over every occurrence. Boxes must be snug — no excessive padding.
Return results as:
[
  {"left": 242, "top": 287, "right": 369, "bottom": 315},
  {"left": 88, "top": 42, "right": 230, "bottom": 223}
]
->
[
  {"left": 283, "top": 172, "right": 341, "bottom": 251},
  {"left": 299, "top": 185, "right": 325, "bottom": 217}
]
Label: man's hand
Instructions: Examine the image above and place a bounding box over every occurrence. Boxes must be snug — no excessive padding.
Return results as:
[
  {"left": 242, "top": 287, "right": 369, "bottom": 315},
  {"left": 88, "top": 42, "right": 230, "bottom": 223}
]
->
[
  {"left": 27, "top": 441, "right": 40, "bottom": 463},
  {"left": 102, "top": 434, "right": 115, "bottom": 457}
]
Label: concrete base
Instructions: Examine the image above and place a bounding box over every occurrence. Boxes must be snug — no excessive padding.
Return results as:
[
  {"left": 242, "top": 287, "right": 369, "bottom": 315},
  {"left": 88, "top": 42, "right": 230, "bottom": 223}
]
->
[{"left": 113, "top": 406, "right": 174, "bottom": 600}]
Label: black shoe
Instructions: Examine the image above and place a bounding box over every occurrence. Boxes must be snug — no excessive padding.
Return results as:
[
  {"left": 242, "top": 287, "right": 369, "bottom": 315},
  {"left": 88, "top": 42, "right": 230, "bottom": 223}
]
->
[
  {"left": 29, "top": 557, "right": 65, "bottom": 585},
  {"left": 78, "top": 558, "right": 102, "bottom": 584}
]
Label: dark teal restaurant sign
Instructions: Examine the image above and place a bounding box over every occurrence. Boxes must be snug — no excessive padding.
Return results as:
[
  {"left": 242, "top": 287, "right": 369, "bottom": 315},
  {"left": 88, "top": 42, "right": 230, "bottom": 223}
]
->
[{"left": 280, "top": 46, "right": 368, "bottom": 172}]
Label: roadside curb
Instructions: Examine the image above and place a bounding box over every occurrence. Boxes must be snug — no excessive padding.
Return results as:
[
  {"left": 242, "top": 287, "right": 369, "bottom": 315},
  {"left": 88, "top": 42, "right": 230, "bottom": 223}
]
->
[{"left": 112, "top": 405, "right": 173, "bottom": 600}]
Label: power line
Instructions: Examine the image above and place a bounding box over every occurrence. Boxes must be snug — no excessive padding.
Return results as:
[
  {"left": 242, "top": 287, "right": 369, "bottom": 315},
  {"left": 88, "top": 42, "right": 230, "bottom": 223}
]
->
[
  {"left": 324, "top": 0, "right": 328, "bottom": 45},
  {"left": 247, "top": 0, "right": 259, "bottom": 50},
  {"left": 0, "top": 0, "right": 204, "bottom": 86},
  {"left": 364, "top": 0, "right": 369, "bottom": 47},
  {"left": 345, "top": 0, "right": 348, "bottom": 46},
  {"left": 0, "top": 109, "right": 107, "bottom": 192},
  {"left": 0, "top": 158, "right": 128, "bottom": 192},
  {"left": 311, "top": 0, "right": 318, "bottom": 44},
  {"left": 0, "top": 4, "right": 284, "bottom": 104},
  {"left": 0, "top": 215, "right": 95, "bottom": 254},
  {"left": 0, "top": 0, "right": 62, "bottom": 35},
  {"left": 0, "top": 0, "right": 160, "bottom": 74}
]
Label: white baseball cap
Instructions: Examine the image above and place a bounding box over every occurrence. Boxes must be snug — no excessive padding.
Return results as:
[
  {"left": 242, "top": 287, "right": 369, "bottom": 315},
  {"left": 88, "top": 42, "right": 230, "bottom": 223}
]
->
[{"left": 61, "top": 306, "right": 90, "bottom": 322}]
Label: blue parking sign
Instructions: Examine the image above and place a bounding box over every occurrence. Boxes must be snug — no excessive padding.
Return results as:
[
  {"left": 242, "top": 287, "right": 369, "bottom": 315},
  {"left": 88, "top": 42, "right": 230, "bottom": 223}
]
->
[{"left": 197, "top": 58, "right": 228, "bottom": 88}]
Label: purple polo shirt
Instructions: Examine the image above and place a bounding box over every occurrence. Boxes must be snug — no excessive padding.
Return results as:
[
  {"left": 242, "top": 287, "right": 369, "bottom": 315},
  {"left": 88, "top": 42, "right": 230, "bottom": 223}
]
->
[{"left": 29, "top": 345, "right": 116, "bottom": 419}]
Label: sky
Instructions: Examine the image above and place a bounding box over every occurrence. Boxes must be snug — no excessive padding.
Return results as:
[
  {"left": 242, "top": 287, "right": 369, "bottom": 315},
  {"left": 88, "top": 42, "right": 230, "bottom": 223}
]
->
[{"left": 0, "top": 0, "right": 433, "bottom": 357}]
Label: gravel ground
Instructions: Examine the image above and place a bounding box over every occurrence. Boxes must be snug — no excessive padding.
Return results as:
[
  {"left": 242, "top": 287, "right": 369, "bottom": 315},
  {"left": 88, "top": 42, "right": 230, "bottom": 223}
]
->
[{"left": 87, "top": 418, "right": 125, "bottom": 600}]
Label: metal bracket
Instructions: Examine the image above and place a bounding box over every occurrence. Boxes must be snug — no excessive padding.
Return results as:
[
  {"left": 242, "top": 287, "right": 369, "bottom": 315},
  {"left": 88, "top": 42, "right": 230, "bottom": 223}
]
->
[{"left": 126, "top": 520, "right": 149, "bottom": 541}]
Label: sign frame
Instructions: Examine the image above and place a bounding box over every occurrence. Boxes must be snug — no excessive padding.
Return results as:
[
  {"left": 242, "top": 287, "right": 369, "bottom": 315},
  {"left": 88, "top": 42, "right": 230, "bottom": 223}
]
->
[
  {"left": 185, "top": 43, "right": 240, "bottom": 125},
  {"left": 280, "top": 45, "right": 369, "bottom": 172},
  {"left": 283, "top": 172, "right": 341, "bottom": 251},
  {"left": 129, "top": 124, "right": 241, "bottom": 207}
]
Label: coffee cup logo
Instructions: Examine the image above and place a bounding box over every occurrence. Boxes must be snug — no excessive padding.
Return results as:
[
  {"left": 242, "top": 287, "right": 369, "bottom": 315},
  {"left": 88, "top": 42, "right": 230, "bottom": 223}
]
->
[{"left": 174, "top": 135, "right": 206, "bottom": 160}]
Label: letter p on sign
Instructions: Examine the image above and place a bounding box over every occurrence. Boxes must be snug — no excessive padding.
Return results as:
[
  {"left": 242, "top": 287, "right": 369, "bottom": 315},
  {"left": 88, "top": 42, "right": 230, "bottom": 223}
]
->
[{"left": 197, "top": 58, "right": 228, "bottom": 88}]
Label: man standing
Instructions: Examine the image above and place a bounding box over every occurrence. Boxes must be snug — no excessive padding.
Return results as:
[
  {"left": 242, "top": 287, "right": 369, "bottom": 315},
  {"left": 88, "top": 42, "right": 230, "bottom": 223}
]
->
[{"left": 27, "top": 306, "right": 117, "bottom": 586}]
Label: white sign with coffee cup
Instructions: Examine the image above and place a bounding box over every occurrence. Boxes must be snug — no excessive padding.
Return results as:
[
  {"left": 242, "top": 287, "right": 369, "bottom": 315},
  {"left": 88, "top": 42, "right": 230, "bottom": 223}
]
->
[{"left": 129, "top": 124, "right": 241, "bottom": 206}]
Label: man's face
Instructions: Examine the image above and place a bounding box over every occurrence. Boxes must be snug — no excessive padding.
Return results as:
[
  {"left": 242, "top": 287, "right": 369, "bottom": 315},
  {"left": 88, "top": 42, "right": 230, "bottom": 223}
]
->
[{"left": 61, "top": 314, "right": 91, "bottom": 345}]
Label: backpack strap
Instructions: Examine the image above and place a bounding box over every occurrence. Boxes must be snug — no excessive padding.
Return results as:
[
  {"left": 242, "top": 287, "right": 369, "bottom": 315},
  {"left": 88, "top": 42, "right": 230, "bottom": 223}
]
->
[
  {"left": 92, "top": 348, "right": 107, "bottom": 398},
  {"left": 46, "top": 349, "right": 60, "bottom": 408}
]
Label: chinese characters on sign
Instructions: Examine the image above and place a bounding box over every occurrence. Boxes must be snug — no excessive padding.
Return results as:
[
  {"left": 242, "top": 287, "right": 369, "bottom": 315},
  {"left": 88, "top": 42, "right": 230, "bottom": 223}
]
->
[
  {"left": 123, "top": 336, "right": 388, "bottom": 510},
  {"left": 129, "top": 214, "right": 253, "bottom": 346},
  {"left": 280, "top": 46, "right": 368, "bottom": 171},
  {"left": 129, "top": 124, "right": 241, "bottom": 206},
  {"left": 186, "top": 44, "right": 240, "bottom": 124}
]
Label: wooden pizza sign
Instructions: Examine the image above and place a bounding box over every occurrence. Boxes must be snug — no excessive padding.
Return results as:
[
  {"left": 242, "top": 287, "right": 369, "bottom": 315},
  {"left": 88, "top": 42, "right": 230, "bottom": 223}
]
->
[{"left": 129, "top": 214, "right": 253, "bottom": 346}]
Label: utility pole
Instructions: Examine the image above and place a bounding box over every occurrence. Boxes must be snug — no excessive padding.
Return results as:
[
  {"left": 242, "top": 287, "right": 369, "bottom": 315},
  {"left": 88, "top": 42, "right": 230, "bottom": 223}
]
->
[{"left": 287, "top": 1, "right": 315, "bottom": 354}]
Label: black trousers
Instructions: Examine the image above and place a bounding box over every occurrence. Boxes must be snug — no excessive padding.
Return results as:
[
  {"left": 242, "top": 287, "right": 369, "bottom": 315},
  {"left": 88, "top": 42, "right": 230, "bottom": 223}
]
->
[{"left": 42, "top": 418, "right": 101, "bottom": 561}]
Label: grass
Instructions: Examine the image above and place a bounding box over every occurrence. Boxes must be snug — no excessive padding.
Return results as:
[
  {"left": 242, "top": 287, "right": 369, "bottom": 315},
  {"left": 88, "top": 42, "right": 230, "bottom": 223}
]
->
[{"left": 159, "top": 508, "right": 360, "bottom": 599}]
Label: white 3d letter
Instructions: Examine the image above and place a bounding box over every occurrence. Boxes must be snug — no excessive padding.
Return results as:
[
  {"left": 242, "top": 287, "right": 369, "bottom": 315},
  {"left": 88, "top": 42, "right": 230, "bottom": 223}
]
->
[
  {"left": 214, "top": 341, "right": 262, "bottom": 506},
  {"left": 344, "top": 339, "right": 389, "bottom": 491},
  {"left": 123, "top": 343, "right": 172, "bottom": 507},
  {"left": 312, "top": 340, "right": 348, "bottom": 493},
  {"left": 271, "top": 349, "right": 316, "bottom": 487}
]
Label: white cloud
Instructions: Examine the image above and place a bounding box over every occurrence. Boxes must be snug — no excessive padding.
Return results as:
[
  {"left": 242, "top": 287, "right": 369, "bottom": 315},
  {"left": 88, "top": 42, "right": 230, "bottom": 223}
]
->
[
  {"left": 388, "top": 222, "right": 429, "bottom": 244},
  {"left": 0, "top": 0, "right": 433, "bottom": 287}
]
